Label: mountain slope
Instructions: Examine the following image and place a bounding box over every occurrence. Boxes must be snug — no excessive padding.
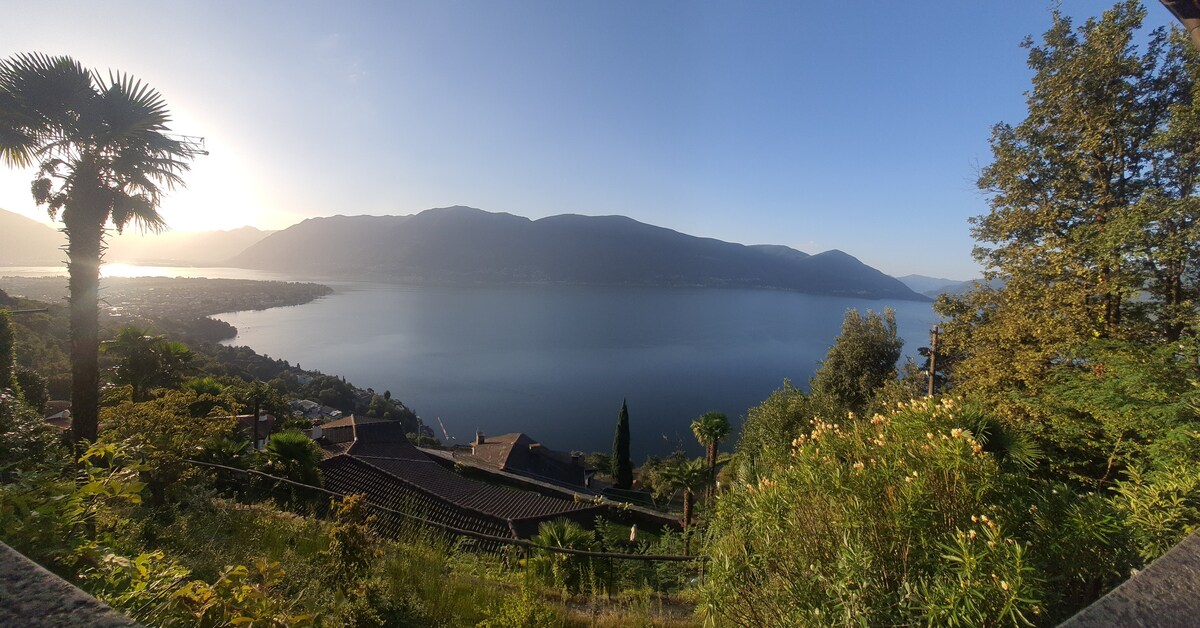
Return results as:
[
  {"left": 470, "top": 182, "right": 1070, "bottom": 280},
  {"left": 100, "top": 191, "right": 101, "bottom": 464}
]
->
[
  {"left": 105, "top": 226, "right": 273, "bottom": 265},
  {"left": 229, "top": 206, "right": 928, "bottom": 301},
  {"left": 897, "top": 274, "right": 965, "bottom": 294},
  {"left": 0, "top": 209, "right": 66, "bottom": 266}
]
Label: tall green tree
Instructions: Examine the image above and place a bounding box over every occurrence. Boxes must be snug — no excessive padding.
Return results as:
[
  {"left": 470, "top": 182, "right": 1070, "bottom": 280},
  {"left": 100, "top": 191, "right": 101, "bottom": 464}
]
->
[
  {"left": 810, "top": 308, "right": 903, "bottom": 417},
  {"left": 0, "top": 53, "right": 199, "bottom": 444},
  {"left": 611, "top": 398, "right": 633, "bottom": 490},
  {"left": 941, "top": 3, "right": 1200, "bottom": 402},
  {"left": 691, "top": 410, "right": 730, "bottom": 498}
]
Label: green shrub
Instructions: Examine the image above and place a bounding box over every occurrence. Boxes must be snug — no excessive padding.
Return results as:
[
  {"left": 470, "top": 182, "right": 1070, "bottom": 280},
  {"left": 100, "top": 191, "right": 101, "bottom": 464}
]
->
[
  {"left": 700, "top": 398, "right": 1045, "bottom": 626},
  {"left": 527, "top": 518, "right": 601, "bottom": 594}
]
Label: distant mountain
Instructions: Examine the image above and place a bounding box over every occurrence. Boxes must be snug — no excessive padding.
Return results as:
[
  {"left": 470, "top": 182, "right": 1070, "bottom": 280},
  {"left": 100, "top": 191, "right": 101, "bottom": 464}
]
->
[
  {"left": 0, "top": 208, "right": 271, "bottom": 268},
  {"left": 106, "top": 226, "right": 273, "bottom": 265},
  {"left": 897, "top": 274, "right": 1003, "bottom": 299},
  {"left": 230, "top": 206, "right": 928, "bottom": 301},
  {"left": 897, "top": 274, "right": 965, "bottom": 294},
  {"left": 0, "top": 208, "right": 66, "bottom": 266},
  {"left": 924, "top": 278, "right": 1004, "bottom": 298}
]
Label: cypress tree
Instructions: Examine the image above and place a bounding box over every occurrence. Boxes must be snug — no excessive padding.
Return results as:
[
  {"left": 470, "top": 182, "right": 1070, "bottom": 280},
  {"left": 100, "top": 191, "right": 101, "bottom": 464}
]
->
[{"left": 611, "top": 398, "right": 633, "bottom": 489}]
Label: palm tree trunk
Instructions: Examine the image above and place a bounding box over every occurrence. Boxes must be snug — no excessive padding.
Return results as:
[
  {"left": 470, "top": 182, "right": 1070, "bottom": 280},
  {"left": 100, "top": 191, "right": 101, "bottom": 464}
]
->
[
  {"left": 706, "top": 442, "right": 717, "bottom": 501},
  {"left": 66, "top": 214, "right": 104, "bottom": 446}
]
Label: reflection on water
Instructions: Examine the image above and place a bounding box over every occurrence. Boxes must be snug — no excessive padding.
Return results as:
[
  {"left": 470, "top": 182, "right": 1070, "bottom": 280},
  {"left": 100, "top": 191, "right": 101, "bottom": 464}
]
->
[
  {"left": 219, "top": 283, "right": 939, "bottom": 460},
  {"left": 2, "top": 264, "right": 939, "bottom": 459},
  {"left": 1, "top": 264, "right": 293, "bottom": 281}
]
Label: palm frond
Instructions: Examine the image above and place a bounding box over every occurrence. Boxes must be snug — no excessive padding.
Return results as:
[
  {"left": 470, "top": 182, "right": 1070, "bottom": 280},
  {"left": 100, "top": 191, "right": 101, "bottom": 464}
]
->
[{"left": 110, "top": 192, "right": 164, "bottom": 234}]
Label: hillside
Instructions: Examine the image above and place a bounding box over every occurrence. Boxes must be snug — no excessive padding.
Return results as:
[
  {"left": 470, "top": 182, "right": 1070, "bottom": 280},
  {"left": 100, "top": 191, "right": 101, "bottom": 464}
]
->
[
  {"left": 105, "top": 226, "right": 272, "bottom": 265},
  {"left": 0, "top": 208, "right": 271, "bottom": 267},
  {"left": 229, "top": 206, "right": 928, "bottom": 300},
  {"left": 896, "top": 274, "right": 1004, "bottom": 298},
  {"left": 0, "top": 209, "right": 66, "bottom": 266}
]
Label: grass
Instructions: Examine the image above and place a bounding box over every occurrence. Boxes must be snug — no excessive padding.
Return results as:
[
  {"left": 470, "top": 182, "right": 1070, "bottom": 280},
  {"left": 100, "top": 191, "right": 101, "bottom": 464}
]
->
[{"left": 141, "top": 491, "right": 698, "bottom": 626}]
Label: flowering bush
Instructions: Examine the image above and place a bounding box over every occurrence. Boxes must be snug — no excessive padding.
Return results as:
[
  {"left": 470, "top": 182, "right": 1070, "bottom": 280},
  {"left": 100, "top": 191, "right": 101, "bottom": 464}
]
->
[{"left": 700, "top": 399, "right": 1044, "bottom": 626}]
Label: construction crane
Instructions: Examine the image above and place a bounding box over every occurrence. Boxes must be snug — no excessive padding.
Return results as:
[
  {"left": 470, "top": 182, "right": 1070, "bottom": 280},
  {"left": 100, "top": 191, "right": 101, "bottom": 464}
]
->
[{"left": 168, "top": 134, "right": 210, "bottom": 157}]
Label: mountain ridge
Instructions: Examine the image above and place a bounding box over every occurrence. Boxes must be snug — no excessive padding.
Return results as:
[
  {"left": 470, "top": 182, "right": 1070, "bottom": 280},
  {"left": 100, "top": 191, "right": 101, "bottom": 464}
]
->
[
  {"left": 229, "top": 206, "right": 929, "bottom": 301},
  {"left": 0, "top": 208, "right": 272, "bottom": 266}
]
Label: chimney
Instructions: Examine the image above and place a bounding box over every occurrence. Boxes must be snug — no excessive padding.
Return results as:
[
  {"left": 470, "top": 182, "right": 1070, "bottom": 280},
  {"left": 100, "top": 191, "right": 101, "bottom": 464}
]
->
[
  {"left": 311, "top": 424, "right": 323, "bottom": 440},
  {"left": 475, "top": 431, "right": 485, "bottom": 446}
]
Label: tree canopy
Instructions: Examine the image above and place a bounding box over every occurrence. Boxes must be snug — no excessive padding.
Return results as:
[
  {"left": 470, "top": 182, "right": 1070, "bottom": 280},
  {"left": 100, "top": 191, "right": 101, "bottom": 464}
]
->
[
  {"left": 810, "top": 308, "right": 903, "bottom": 417},
  {"left": 0, "top": 53, "right": 200, "bottom": 443}
]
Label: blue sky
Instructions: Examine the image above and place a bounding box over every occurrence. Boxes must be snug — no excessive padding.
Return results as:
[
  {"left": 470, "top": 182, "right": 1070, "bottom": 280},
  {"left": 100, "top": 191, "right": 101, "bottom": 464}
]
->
[{"left": 0, "top": 1, "right": 1179, "bottom": 278}]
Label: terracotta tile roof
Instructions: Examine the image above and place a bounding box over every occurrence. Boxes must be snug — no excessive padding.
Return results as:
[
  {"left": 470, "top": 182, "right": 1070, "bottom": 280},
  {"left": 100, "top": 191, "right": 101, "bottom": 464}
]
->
[
  {"left": 316, "top": 419, "right": 603, "bottom": 538},
  {"left": 310, "top": 415, "right": 398, "bottom": 457},
  {"left": 321, "top": 455, "right": 515, "bottom": 538},
  {"left": 465, "top": 432, "right": 590, "bottom": 488}
]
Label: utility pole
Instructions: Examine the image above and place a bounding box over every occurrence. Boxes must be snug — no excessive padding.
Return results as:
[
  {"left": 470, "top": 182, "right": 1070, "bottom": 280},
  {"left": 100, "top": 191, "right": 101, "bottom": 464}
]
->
[{"left": 927, "top": 325, "right": 939, "bottom": 398}]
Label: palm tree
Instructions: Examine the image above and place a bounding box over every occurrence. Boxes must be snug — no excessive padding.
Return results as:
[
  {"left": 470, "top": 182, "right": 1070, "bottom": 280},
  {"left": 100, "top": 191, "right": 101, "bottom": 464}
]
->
[
  {"left": 0, "top": 53, "right": 199, "bottom": 444},
  {"left": 102, "top": 326, "right": 194, "bottom": 401},
  {"left": 265, "top": 430, "right": 323, "bottom": 487},
  {"left": 691, "top": 410, "right": 730, "bottom": 499},
  {"left": 664, "top": 456, "right": 711, "bottom": 531}
]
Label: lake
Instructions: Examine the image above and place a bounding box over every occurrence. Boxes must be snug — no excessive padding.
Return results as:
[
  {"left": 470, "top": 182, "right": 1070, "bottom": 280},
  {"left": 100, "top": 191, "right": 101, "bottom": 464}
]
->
[
  {"left": 2, "top": 264, "right": 938, "bottom": 460},
  {"left": 216, "top": 282, "right": 938, "bottom": 460}
]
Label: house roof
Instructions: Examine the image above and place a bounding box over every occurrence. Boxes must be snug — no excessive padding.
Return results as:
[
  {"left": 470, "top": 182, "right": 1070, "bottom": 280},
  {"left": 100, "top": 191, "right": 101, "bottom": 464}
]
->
[
  {"left": 317, "top": 420, "right": 603, "bottom": 538},
  {"left": 309, "top": 415, "right": 391, "bottom": 456},
  {"left": 465, "top": 432, "right": 589, "bottom": 488}
]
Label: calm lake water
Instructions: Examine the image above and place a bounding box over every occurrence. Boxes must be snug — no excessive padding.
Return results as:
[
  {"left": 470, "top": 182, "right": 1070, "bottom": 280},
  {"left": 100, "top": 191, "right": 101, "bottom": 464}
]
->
[
  {"left": 216, "top": 282, "right": 938, "bottom": 460},
  {"left": 2, "top": 264, "right": 938, "bottom": 460}
]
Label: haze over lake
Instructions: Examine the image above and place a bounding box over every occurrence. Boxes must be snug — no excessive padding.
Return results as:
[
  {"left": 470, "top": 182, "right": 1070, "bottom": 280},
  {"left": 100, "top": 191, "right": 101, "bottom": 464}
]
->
[{"left": 217, "top": 282, "right": 938, "bottom": 460}]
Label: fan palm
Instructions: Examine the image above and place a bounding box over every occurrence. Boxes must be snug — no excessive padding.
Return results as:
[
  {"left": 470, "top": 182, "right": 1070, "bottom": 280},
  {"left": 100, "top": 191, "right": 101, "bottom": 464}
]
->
[
  {"left": 664, "top": 456, "right": 712, "bottom": 530},
  {"left": 0, "top": 53, "right": 199, "bottom": 444},
  {"left": 691, "top": 410, "right": 730, "bottom": 499},
  {"left": 102, "top": 326, "right": 194, "bottom": 402}
]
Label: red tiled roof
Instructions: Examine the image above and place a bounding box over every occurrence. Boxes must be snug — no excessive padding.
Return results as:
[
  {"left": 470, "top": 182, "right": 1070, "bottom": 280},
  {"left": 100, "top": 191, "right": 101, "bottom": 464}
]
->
[
  {"left": 464, "top": 432, "right": 588, "bottom": 488},
  {"left": 317, "top": 420, "right": 603, "bottom": 538}
]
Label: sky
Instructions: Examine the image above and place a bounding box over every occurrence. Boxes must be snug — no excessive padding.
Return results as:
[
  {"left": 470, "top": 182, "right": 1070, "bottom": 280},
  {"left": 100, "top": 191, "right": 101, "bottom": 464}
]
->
[{"left": 0, "top": 1, "right": 1181, "bottom": 279}]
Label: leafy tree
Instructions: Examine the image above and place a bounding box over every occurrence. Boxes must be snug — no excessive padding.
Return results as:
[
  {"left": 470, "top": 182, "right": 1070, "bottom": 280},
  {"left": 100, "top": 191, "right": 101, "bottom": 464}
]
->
[
  {"left": 14, "top": 367, "right": 48, "bottom": 415},
  {"left": 101, "top": 326, "right": 194, "bottom": 402},
  {"left": 734, "top": 381, "right": 817, "bottom": 476},
  {"left": 810, "top": 308, "right": 903, "bottom": 417},
  {"left": 690, "top": 410, "right": 730, "bottom": 498},
  {"left": 611, "top": 398, "right": 633, "bottom": 490},
  {"left": 583, "top": 452, "right": 611, "bottom": 476},
  {"left": 1024, "top": 338, "right": 1200, "bottom": 487},
  {"left": 942, "top": 3, "right": 1200, "bottom": 401},
  {"left": 639, "top": 449, "right": 689, "bottom": 503},
  {"left": 0, "top": 53, "right": 199, "bottom": 444},
  {"left": 100, "top": 390, "right": 237, "bottom": 504}
]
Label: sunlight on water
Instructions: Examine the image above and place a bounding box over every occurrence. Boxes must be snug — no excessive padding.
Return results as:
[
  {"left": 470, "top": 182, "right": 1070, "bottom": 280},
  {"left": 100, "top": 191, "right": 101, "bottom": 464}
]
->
[{"left": 0, "top": 264, "right": 291, "bottom": 281}]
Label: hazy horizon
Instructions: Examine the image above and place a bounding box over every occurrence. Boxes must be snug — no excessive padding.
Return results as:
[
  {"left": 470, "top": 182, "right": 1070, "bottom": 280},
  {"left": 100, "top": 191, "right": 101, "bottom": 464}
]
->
[{"left": 0, "top": 1, "right": 1177, "bottom": 278}]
